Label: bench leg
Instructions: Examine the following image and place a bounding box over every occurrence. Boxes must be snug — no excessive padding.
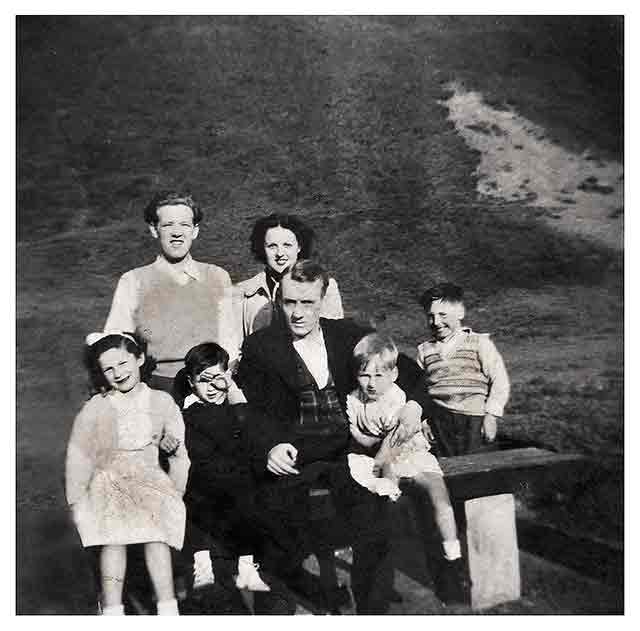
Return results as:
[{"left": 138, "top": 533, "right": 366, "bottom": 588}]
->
[{"left": 464, "top": 493, "right": 521, "bottom": 610}]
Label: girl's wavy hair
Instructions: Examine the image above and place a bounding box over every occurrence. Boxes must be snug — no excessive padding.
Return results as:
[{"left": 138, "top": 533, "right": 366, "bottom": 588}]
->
[
  {"left": 249, "top": 213, "right": 315, "bottom": 264},
  {"left": 84, "top": 332, "right": 156, "bottom": 396}
]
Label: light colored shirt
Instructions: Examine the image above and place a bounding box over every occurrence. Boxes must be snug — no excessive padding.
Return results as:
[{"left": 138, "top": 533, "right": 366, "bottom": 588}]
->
[
  {"left": 292, "top": 326, "right": 329, "bottom": 389},
  {"left": 346, "top": 383, "right": 406, "bottom": 449}
]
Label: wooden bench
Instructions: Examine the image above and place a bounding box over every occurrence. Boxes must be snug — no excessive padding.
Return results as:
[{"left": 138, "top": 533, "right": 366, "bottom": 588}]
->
[
  {"left": 121, "top": 447, "right": 587, "bottom": 614},
  {"left": 312, "top": 447, "right": 588, "bottom": 611},
  {"left": 438, "top": 447, "right": 587, "bottom": 609}
]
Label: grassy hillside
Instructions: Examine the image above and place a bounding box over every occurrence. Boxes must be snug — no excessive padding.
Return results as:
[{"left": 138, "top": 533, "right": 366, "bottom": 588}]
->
[{"left": 16, "top": 16, "right": 623, "bottom": 612}]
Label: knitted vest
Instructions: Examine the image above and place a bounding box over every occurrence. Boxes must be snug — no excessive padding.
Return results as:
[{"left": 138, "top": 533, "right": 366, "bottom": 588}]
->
[
  {"left": 294, "top": 351, "right": 346, "bottom": 438},
  {"left": 421, "top": 332, "right": 489, "bottom": 413},
  {"left": 135, "top": 264, "right": 228, "bottom": 378}
]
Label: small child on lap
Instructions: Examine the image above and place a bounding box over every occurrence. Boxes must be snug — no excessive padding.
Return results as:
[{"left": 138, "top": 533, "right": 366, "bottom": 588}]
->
[{"left": 346, "top": 333, "right": 466, "bottom": 604}]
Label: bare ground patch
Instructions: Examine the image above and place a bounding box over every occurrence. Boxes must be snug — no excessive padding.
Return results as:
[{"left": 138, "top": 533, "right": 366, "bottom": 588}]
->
[{"left": 440, "top": 82, "right": 623, "bottom": 251}]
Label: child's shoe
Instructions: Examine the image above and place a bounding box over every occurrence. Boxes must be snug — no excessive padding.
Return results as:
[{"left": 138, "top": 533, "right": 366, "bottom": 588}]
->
[
  {"left": 101, "top": 603, "right": 125, "bottom": 615},
  {"left": 235, "top": 557, "right": 271, "bottom": 592},
  {"left": 434, "top": 557, "right": 470, "bottom": 606},
  {"left": 157, "top": 598, "right": 180, "bottom": 615},
  {"left": 192, "top": 550, "right": 215, "bottom": 590}
]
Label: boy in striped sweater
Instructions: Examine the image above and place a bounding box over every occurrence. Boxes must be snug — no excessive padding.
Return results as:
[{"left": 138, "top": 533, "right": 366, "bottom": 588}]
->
[{"left": 411, "top": 283, "right": 510, "bottom": 457}]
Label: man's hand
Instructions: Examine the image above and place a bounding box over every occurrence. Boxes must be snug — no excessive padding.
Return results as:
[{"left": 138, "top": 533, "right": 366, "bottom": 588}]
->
[
  {"left": 160, "top": 431, "right": 181, "bottom": 454},
  {"left": 389, "top": 401, "right": 423, "bottom": 448},
  {"left": 481, "top": 413, "right": 498, "bottom": 443},
  {"left": 267, "top": 443, "right": 300, "bottom": 476}
]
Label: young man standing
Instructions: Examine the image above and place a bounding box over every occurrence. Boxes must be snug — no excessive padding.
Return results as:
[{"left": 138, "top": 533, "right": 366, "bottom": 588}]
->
[{"left": 105, "top": 191, "right": 238, "bottom": 394}]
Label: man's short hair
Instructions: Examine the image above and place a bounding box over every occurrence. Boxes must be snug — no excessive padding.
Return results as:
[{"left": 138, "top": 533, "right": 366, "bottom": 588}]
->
[
  {"left": 143, "top": 191, "right": 203, "bottom": 226},
  {"left": 287, "top": 259, "right": 329, "bottom": 297},
  {"left": 419, "top": 282, "right": 465, "bottom": 310},
  {"left": 353, "top": 333, "right": 398, "bottom": 371}
]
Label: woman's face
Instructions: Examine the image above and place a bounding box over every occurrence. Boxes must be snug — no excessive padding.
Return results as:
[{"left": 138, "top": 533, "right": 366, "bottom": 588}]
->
[{"left": 264, "top": 226, "right": 301, "bottom": 276}]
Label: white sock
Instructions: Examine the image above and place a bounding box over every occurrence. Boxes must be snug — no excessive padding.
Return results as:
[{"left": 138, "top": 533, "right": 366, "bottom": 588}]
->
[
  {"left": 443, "top": 539, "right": 462, "bottom": 561},
  {"left": 194, "top": 550, "right": 211, "bottom": 565},
  {"left": 157, "top": 598, "right": 179, "bottom": 616},
  {"left": 238, "top": 554, "right": 254, "bottom": 573},
  {"left": 101, "top": 604, "right": 124, "bottom": 616}
]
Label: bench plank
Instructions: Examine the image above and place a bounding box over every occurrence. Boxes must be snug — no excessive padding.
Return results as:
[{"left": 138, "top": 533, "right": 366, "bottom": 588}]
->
[{"left": 440, "top": 448, "right": 587, "bottom": 500}]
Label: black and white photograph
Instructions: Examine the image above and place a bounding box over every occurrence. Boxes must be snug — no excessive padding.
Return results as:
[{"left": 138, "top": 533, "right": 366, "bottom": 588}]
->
[{"left": 14, "top": 8, "right": 627, "bottom": 616}]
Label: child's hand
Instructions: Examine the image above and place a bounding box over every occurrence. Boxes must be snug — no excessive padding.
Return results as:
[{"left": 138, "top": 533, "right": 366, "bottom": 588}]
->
[
  {"left": 389, "top": 403, "right": 422, "bottom": 448},
  {"left": 226, "top": 373, "right": 247, "bottom": 405},
  {"left": 481, "top": 413, "right": 498, "bottom": 443},
  {"left": 421, "top": 420, "right": 435, "bottom": 443},
  {"left": 160, "top": 431, "right": 181, "bottom": 455}
]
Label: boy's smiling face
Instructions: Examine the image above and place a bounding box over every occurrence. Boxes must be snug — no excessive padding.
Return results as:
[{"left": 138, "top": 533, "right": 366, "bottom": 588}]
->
[
  {"left": 426, "top": 299, "right": 465, "bottom": 341},
  {"left": 190, "top": 363, "right": 229, "bottom": 405}
]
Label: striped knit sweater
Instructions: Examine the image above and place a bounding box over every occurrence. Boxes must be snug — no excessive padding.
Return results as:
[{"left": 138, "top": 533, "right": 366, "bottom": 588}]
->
[{"left": 416, "top": 328, "right": 510, "bottom": 417}]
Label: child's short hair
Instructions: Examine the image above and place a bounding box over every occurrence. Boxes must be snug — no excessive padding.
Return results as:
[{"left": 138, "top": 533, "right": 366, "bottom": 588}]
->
[
  {"left": 143, "top": 191, "right": 203, "bottom": 226},
  {"left": 84, "top": 332, "right": 156, "bottom": 395},
  {"left": 184, "top": 342, "right": 230, "bottom": 378},
  {"left": 173, "top": 342, "right": 230, "bottom": 405},
  {"left": 419, "top": 283, "right": 465, "bottom": 310},
  {"left": 352, "top": 333, "right": 399, "bottom": 372}
]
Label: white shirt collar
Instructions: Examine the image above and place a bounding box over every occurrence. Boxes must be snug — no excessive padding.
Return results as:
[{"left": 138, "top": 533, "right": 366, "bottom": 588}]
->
[
  {"left": 292, "top": 325, "right": 329, "bottom": 388},
  {"left": 154, "top": 254, "right": 201, "bottom": 282},
  {"left": 242, "top": 271, "right": 270, "bottom": 298},
  {"left": 292, "top": 324, "right": 324, "bottom": 349}
]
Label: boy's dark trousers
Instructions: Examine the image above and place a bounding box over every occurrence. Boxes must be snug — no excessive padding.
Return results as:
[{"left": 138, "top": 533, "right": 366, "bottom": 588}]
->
[{"left": 424, "top": 402, "right": 488, "bottom": 457}]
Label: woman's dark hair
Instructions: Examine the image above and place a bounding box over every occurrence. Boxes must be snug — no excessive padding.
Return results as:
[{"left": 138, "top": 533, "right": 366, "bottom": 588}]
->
[
  {"left": 143, "top": 191, "right": 203, "bottom": 226},
  {"left": 172, "top": 342, "right": 230, "bottom": 405},
  {"left": 249, "top": 213, "right": 315, "bottom": 264},
  {"left": 84, "top": 332, "right": 156, "bottom": 396}
]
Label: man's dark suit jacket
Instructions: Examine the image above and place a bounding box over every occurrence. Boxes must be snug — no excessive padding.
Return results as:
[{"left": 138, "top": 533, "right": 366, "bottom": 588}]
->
[{"left": 236, "top": 317, "right": 423, "bottom": 476}]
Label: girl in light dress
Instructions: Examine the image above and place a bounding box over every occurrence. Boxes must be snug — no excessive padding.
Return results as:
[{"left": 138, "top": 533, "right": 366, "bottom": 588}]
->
[{"left": 65, "top": 331, "right": 190, "bottom": 615}]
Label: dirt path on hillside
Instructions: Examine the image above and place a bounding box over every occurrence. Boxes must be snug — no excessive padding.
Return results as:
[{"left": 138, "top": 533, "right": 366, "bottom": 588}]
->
[{"left": 440, "top": 82, "right": 623, "bottom": 251}]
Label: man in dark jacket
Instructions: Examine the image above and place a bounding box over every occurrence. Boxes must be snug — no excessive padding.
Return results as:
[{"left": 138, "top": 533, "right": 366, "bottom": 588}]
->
[{"left": 237, "top": 260, "right": 393, "bottom": 614}]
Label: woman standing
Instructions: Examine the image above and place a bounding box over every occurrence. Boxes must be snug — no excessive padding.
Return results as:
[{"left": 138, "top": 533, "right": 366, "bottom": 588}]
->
[{"left": 234, "top": 213, "right": 343, "bottom": 347}]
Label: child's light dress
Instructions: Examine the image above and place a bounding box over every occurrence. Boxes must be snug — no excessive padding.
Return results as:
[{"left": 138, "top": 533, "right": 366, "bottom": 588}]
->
[
  {"left": 66, "top": 383, "right": 189, "bottom": 550},
  {"left": 346, "top": 384, "right": 442, "bottom": 498}
]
